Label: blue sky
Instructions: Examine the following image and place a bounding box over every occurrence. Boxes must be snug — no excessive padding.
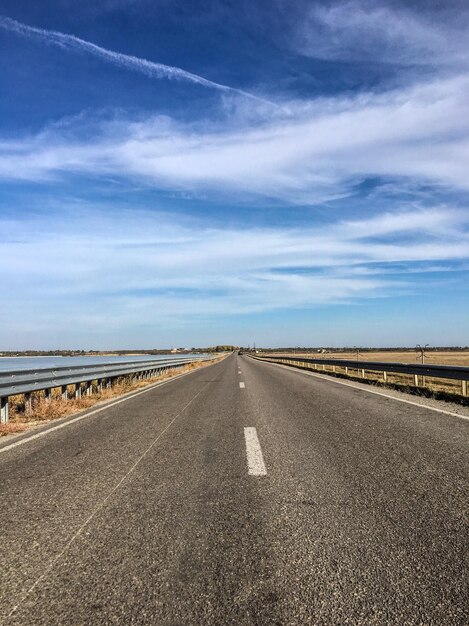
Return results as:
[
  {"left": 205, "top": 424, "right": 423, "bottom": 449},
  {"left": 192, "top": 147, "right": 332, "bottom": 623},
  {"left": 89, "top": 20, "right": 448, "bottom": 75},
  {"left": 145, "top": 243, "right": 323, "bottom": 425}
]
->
[{"left": 1, "top": 0, "right": 469, "bottom": 349}]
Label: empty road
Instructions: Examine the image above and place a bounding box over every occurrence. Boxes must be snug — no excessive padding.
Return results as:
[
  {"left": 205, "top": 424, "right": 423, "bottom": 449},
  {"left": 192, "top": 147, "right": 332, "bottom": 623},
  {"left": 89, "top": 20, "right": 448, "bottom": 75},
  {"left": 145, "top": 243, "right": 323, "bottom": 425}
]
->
[{"left": 0, "top": 353, "right": 468, "bottom": 625}]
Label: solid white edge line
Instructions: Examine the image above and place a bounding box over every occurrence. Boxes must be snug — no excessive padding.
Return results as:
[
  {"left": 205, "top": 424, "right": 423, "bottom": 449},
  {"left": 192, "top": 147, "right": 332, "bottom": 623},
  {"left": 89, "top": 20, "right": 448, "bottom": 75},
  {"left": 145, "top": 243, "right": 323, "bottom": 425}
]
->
[
  {"left": 244, "top": 427, "right": 266, "bottom": 476},
  {"left": 239, "top": 382, "right": 245, "bottom": 388},
  {"left": 0, "top": 359, "right": 222, "bottom": 454},
  {"left": 255, "top": 359, "right": 469, "bottom": 422}
]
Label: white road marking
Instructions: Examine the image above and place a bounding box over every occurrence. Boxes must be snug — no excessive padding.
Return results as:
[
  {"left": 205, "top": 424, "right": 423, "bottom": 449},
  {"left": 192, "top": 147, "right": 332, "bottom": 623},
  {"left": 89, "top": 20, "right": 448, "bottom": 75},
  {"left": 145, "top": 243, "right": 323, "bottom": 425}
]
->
[
  {"left": 238, "top": 370, "right": 242, "bottom": 374},
  {"left": 239, "top": 382, "right": 245, "bottom": 388},
  {"left": 244, "top": 427, "right": 267, "bottom": 476},
  {"left": 256, "top": 359, "right": 469, "bottom": 423}
]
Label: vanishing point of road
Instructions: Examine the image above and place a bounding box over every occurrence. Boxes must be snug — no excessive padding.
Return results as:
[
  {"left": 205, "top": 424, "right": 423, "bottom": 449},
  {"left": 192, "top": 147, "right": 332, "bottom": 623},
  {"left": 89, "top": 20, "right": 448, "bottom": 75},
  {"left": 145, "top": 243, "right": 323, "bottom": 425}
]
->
[{"left": 0, "top": 353, "right": 468, "bottom": 625}]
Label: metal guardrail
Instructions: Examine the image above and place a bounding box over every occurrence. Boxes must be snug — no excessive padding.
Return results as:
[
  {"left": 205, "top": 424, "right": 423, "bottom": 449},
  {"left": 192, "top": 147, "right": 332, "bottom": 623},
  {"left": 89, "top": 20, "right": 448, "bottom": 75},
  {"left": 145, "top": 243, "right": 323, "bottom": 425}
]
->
[
  {"left": 0, "top": 355, "right": 214, "bottom": 424},
  {"left": 250, "top": 354, "right": 469, "bottom": 395}
]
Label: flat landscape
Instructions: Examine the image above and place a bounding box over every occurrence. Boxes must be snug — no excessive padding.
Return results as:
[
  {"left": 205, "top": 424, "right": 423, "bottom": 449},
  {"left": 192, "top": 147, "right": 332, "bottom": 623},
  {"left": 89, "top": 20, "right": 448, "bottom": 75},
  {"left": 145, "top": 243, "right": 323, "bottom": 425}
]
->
[
  {"left": 263, "top": 350, "right": 469, "bottom": 398},
  {"left": 2, "top": 2, "right": 469, "bottom": 624},
  {"left": 1, "top": 353, "right": 467, "bottom": 625},
  {"left": 276, "top": 350, "right": 469, "bottom": 366}
]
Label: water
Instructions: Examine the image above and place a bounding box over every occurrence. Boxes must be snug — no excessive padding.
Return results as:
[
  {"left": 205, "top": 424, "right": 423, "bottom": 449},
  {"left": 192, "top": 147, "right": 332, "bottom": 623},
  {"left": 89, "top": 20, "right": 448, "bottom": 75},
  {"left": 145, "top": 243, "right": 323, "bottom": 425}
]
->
[{"left": 0, "top": 354, "right": 206, "bottom": 372}]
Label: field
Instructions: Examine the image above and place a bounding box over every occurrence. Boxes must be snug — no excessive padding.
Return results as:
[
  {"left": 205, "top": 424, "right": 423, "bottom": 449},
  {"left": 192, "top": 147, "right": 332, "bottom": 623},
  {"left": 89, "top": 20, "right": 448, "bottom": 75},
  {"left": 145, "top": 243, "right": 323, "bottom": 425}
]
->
[
  {"left": 263, "top": 350, "right": 469, "bottom": 399},
  {"left": 294, "top": 350, "right": 469, "bottom": 366}
]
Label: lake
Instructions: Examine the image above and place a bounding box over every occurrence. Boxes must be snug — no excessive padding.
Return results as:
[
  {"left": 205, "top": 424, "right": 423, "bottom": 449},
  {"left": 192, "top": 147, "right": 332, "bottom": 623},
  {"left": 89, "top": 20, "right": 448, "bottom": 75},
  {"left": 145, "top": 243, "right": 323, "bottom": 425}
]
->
[{"left": 0, "top": 354, "right": 207, "bottom": 372}]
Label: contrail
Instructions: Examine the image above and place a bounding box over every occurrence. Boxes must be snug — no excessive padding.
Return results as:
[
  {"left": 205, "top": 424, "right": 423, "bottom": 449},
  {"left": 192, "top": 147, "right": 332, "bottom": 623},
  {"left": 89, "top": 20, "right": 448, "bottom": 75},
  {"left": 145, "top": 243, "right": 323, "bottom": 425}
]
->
[{"left": 0, "top": 16, "right": 276, "bottom": 106}]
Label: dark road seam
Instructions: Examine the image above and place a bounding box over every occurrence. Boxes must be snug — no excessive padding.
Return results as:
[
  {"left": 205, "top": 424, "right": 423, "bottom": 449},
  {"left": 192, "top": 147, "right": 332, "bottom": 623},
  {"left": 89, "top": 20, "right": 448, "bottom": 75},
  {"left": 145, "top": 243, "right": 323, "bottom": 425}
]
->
[{"left": 5, "top": 378, "right": 215, "bottom": 622}]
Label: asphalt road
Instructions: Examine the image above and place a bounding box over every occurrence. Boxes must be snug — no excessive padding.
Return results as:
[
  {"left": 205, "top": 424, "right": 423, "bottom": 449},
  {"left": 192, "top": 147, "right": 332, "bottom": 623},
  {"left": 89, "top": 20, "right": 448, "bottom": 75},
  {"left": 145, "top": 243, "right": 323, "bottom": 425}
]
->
[{"left": 0, "top": 353, "right": 468, "bottom": 625}]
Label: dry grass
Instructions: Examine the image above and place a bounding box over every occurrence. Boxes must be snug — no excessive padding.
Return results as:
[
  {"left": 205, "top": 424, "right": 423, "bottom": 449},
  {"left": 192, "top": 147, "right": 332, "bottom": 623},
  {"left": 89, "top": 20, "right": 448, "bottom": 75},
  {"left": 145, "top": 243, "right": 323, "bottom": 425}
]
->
[
  {"left": 280, "top": 350, "right": 469, "bottom": 366},
  {"left": 0, "top": 422, "right": 28, "bottom": 436},
  {"left": 261, "top": 351, "right": 469, "bottom": 400},
  {"left": 0, "top": 359, "right": 218, "bottom": 438}
]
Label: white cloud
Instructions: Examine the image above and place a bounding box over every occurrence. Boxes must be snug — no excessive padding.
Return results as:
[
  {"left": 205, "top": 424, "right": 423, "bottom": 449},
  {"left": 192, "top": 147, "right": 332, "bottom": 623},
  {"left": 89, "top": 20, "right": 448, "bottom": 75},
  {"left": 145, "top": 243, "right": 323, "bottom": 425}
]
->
[
  {"left": 294, "top": 0, "right": 469, "bottom": 67},
  {"left": 1, "top": 74, "right": 468, "bottom": 203},
  {"left": 0, "top": 206, "right": 467, "bottom": 333}
]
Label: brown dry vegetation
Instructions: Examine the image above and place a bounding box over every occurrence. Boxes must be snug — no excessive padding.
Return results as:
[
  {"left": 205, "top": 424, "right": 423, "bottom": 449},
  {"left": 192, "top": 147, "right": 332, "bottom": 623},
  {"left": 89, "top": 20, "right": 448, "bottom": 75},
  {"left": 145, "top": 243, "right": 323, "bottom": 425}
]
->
[
  {"left": 263, "top": 350, "right": 469, "bottom": 399},
  {"left": 0, "top": 359, "right": 219, "bottom": 438},
  {"left": 281, "top": 350, "right": 469, "bottom": 366}
]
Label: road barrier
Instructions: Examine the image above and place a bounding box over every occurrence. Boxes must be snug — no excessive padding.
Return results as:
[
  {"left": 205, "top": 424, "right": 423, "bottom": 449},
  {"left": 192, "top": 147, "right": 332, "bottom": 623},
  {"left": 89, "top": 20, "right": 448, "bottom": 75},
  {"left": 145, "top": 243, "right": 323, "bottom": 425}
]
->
[
  {"left": 250, "top": 354, "right": 469, "bottom": 397},
  {"left": 0, "top": 355, "right": 215, "bottom": 423}
]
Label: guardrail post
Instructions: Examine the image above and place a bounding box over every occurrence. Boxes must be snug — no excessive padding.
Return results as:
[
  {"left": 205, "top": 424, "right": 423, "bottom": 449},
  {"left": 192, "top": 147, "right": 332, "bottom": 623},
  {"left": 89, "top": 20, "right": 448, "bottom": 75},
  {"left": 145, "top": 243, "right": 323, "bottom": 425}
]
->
[
  {"left": 45, "top": 388, "right": 52, "bottom": 403},
  {"left": 75, "top": 383, "right": 82, "bottom": 399},
  {"left": 413, "top": 374, "right": 419, "bottom": 387},
  {"left": 85, "top": 381, "right": 92, "bottom": 397},
  {"left": 383, "top": 371, "right": 387, "bottom": 383},
  {"left": 0, "top": 396, "right": 8, "bottom": 424},
  {"left": 345, "top": 366, "right": 348, "bottom": 375},
  {"left": 361, "top": 369, "right": 365, "bottom": 378},
  {"left": 61, "top": 385, "right": 68, "bottom": 400},
  {"left": 24, "top": 392, "right": 32, "bottom": 415},
  {"left": 462, "top": 380, "right": 467, "bottom": 397},
  {"left": 332, "top": 365, "right": 336, "bottom": 373}
]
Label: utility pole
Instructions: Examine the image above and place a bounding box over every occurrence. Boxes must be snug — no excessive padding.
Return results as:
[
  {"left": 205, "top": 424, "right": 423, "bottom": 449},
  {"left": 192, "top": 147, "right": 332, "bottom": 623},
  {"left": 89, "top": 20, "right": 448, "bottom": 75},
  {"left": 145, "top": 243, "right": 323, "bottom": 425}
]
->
[
  {"left": 416, "top": 344, "right": 430, "bottom": 386},
  {"left": 353, "top": 346, "right": 361, "bottom": 373}
]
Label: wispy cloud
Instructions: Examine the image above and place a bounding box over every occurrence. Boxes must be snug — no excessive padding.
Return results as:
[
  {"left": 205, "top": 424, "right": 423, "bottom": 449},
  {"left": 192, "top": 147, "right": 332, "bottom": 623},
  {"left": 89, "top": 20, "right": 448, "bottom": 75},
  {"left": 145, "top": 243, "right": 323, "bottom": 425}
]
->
[
  {"left": 1, "top": 206, "right": 467, "bottom": 335},
  {"left": 0, "top": 15, "right": 273, "bottom": 106},
  {"left": 294, "top": 0, "right": 469, "bottom": 67},
  {"left": 1, "top": 74, "right": 469, "bottom": 203}
]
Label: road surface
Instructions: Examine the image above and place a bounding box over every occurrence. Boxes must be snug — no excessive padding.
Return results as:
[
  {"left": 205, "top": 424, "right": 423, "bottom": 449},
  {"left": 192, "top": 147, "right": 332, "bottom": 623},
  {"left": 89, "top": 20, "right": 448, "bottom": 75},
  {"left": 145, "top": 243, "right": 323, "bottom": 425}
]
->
[{"left": 0, "top": 353, "right": 468, "bottom": 625}]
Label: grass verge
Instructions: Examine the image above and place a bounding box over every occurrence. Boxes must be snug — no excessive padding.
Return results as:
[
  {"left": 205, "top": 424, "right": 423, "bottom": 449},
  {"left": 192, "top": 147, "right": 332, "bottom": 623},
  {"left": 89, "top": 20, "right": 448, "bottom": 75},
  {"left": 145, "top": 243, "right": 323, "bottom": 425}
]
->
[
  {"left": 256, "top": 358, "right": 469, "bottom": 407},
  {"left": 0, "top": 359, "right": 220, "bottom": 438}
]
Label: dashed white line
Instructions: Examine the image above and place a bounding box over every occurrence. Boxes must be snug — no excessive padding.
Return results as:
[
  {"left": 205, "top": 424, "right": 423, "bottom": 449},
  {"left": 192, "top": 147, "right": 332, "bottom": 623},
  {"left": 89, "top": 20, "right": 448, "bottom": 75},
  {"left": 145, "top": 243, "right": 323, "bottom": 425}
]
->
[
  {"left": 239, "top": 382, "right": 245, "bottom": 388},
  {"left": 244, "top": 427, "right": 267, "bottom": 476}
]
